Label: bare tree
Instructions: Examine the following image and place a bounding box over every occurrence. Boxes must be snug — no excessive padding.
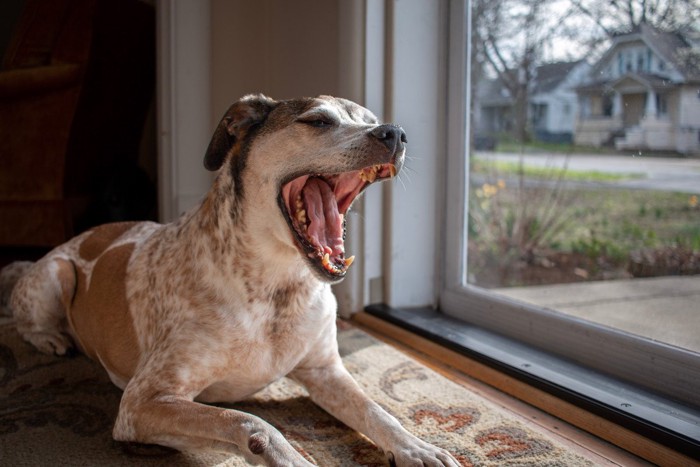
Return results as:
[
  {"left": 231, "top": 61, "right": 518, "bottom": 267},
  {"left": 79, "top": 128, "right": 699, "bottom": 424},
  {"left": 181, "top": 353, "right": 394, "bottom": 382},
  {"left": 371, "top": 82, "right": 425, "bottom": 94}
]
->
[
  {"left": 569, "top": 0, "right": 700, "bottom": 35},
  {"left": 472, "top": 0, "right": 573, "bottom": 143}
]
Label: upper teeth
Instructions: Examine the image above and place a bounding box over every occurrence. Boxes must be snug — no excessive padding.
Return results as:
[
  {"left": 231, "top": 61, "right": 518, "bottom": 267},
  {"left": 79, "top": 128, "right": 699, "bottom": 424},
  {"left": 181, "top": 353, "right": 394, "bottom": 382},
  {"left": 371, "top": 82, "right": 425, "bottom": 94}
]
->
[
  {"left": 359, "top": 164, "right": 397, "bottom": 182},
  {"left": 359, "top": 165, "right": 381, "bottom": 183}
]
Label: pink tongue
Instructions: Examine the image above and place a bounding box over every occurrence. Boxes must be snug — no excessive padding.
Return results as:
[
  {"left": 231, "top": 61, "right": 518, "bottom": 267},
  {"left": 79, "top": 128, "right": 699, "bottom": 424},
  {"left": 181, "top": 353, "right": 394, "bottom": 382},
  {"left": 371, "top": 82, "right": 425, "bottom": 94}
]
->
[{"left": 303, "top": 178, "right": 344, "bottom": 257}]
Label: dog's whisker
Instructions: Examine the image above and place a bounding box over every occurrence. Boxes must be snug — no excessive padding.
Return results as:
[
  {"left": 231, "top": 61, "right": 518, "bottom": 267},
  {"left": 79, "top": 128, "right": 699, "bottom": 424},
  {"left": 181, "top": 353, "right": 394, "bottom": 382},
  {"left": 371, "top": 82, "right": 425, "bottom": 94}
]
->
[{"left": 396, "top": 173, "right": 409, "bottom": 191}]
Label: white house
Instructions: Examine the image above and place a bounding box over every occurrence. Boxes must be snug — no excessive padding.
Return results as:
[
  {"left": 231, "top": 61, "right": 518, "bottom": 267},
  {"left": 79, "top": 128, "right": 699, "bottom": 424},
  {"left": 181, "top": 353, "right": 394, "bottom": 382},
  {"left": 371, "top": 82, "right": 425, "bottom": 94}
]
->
[
  {"left": 530, "top": 60, "right": 590, "bottom": 143},
  {"left": 574, "top": 23, "right": 700, "bottom": 154},
  {"left": 474, "top": 60, "right": 590, "bottom": 144}
]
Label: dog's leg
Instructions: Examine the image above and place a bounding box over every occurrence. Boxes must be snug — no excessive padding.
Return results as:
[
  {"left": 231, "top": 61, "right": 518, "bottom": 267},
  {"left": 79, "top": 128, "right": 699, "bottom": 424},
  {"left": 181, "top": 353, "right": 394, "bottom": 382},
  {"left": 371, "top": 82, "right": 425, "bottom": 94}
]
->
[
  {"left": 10, "top": 257, "right": 76, "bottom": 356},
  {"left": 291, "top": 360, "right": 460, "bottom": 467},
  {"left": 114, "top": 380, "right": 314, "bottom": 466}
]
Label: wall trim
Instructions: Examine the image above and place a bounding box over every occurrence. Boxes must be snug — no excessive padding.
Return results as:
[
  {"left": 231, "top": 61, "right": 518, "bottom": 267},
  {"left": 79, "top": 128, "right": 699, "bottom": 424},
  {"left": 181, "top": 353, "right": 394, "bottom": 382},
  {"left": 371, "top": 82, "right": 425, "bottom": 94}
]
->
[{"left": 156, "top": 0, "right": 212, "bottom": 223}]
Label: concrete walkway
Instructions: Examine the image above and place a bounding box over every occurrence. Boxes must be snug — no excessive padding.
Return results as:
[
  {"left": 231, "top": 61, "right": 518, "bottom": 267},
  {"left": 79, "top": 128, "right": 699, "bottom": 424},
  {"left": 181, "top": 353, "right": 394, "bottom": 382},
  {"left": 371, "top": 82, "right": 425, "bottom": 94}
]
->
[{"left": 494, "top": 275, "right": 700, "bottom": 354}]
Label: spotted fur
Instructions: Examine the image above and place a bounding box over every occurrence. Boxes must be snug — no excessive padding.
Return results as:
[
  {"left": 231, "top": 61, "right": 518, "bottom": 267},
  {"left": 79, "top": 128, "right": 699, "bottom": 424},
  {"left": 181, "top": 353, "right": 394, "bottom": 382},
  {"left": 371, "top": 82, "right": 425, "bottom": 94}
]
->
[{"left": 1, "top": 95, "right": 459, "bottom": 466}]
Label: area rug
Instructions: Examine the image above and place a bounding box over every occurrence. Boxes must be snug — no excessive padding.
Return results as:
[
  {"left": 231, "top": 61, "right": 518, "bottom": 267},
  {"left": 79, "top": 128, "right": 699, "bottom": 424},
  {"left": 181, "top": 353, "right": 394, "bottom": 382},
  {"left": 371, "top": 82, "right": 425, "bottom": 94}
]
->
[{"left": 0, "top": 318, "right": 594, "bottom": 466}]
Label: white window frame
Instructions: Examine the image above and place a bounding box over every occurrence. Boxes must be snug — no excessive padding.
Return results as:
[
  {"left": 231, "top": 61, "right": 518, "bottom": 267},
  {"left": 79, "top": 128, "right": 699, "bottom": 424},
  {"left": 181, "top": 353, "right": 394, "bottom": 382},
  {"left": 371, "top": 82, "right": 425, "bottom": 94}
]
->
[{"left": 380, "top": 0, "right": 699, "bottom": 407}]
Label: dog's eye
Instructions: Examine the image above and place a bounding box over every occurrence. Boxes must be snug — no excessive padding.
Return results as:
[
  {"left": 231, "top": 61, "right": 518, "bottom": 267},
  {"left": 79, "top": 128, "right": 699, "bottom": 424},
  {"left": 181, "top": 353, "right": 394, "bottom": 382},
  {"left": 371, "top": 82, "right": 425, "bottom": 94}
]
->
[{"left": 299, "top": 117, "right": 333, "bottom": 128}]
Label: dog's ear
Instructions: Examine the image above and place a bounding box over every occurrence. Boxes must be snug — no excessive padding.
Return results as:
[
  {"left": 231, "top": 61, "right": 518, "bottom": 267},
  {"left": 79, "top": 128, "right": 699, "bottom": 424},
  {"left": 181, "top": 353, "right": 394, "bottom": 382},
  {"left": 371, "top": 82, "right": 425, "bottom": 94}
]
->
[{"left": 204, "top": 94, "right": 278, "bottom": 171}]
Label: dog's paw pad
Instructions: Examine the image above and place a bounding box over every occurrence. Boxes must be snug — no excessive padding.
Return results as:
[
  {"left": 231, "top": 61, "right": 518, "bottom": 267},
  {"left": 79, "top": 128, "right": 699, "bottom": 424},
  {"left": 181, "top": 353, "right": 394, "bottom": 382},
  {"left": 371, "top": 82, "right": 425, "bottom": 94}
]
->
[{"left": 248, "top": 432, "right": 269, "bottom": 455}]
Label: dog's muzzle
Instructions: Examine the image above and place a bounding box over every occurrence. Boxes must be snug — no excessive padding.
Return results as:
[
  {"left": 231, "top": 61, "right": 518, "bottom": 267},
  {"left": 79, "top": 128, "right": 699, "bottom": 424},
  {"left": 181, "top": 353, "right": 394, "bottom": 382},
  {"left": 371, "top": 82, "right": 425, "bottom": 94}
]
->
[{"left": 279, "top": 126, "right": 406, "bottom": 281}]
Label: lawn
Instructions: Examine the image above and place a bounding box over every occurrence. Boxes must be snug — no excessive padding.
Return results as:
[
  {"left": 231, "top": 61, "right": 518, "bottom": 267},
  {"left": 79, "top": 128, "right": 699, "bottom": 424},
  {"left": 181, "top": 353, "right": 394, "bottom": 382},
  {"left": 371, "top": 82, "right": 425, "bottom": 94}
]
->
[{"left": 467, "top": 168, "right": 700, "bottom": 287}]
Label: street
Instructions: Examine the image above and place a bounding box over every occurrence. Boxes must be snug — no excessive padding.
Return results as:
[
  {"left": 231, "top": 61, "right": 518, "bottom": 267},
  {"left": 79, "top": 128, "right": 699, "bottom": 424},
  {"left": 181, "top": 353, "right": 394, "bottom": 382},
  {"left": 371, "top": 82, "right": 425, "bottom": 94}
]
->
[{"left": 475, "top": 151, "right": 700, "bottom": 194}]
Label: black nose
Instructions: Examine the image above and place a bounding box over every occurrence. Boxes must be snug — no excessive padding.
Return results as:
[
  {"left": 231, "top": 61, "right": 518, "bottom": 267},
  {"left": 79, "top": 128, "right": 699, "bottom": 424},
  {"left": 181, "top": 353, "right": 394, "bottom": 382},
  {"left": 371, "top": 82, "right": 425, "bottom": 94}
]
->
[{"left": 370, "top": 124, "right": 407, "bottom": 152}]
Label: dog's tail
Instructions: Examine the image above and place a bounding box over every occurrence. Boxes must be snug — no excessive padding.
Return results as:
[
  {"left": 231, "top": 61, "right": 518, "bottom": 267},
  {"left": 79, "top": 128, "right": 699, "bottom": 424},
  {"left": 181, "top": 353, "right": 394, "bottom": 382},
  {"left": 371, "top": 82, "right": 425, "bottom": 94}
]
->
[{"left": 0, "top": 261, "right": 34, "bottom": 316}]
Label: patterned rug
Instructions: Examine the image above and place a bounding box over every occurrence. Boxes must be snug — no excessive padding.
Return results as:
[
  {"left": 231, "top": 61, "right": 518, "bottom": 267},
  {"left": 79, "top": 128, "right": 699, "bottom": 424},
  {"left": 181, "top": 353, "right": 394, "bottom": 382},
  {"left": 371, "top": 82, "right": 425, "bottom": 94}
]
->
[{"left": 0, "top": 318, "right": 595, "bottom": 466}]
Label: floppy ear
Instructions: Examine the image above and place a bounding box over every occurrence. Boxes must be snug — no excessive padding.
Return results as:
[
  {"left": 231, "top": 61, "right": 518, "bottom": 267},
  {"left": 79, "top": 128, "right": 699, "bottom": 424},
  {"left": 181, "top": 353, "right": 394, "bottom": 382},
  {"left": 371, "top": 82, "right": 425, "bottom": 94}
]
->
[{"left": 203, "top": 94, "right": 278, "bottom": 171}]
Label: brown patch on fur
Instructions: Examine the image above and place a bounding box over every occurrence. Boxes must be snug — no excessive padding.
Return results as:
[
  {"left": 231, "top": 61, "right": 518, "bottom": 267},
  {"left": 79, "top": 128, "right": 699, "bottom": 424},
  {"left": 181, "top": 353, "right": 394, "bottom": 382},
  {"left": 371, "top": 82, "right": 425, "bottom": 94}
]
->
[
  {"left": 271, "top": 283, "right": 302, "bottom": 312},
  {"left": 68, "top": 243, "right": 140, "bottom": 382},
  {"left": 54, "top": 258, "right": 77, "bottom": 311},
  {"left": 78, "top": 222, "right": 140, "bottom": 262}
]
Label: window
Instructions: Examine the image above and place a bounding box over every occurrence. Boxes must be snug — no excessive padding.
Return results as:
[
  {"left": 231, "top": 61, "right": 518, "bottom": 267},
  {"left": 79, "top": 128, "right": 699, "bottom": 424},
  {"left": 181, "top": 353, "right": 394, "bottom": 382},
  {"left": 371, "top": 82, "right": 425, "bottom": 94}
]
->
[
  {"left": 450, "top": 0, "right": 700, "bottom": 400},
  {"left": 618, "top": 52, "right": 624, "bottom": 75},
  {"left": 637, "top": 50, "right": 645, "bottom": 71},
  {"left": 370, "top": 0, "right": 699, "bottom": 458},
  {"left": 657, "top": 93, "right": 668, "bottom": 115}
]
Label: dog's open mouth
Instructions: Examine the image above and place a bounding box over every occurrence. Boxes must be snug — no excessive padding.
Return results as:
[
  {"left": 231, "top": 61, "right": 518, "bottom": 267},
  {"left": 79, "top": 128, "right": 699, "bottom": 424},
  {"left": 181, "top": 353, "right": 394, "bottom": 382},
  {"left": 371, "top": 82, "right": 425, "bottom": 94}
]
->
[{"left": 280, "top": 163, "right": 398, "bottom": 280}]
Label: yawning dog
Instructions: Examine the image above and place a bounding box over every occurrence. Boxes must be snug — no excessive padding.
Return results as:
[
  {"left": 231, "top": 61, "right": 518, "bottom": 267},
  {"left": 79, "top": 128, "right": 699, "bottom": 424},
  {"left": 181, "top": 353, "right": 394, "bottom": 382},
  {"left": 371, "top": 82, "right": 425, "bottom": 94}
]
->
[{"left": 0, "top": 95, "right": 458, "bottom": 466}]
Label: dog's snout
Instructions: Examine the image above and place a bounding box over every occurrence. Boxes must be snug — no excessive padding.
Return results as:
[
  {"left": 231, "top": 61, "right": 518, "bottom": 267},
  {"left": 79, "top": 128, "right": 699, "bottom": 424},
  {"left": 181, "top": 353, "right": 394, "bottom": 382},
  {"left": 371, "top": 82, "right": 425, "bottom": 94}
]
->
[{"left": 370, "top": 124, "right": 407, "bottom": 152}]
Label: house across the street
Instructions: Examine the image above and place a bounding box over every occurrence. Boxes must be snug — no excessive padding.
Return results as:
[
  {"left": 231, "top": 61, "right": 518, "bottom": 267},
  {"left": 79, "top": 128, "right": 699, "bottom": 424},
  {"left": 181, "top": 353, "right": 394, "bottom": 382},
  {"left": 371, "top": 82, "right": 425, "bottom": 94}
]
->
[{"left": 574, "top": 23, "right": 700, "bottom": 154}]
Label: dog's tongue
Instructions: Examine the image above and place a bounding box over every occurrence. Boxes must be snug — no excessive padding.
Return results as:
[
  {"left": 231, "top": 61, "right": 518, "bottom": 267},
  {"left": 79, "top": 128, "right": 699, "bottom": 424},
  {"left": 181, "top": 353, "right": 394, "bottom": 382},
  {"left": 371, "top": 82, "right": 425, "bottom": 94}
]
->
[{"left": 303, "top": 177, "right": 344, "bottom": 256}]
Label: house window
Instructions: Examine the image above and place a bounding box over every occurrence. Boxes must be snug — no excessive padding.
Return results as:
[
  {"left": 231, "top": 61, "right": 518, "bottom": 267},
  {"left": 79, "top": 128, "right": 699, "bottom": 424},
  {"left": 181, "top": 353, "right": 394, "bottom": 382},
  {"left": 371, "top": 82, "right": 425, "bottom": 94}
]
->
[
  {"left": 377, "top": 0, "right": 700, "bottom": 456},
  {"left": 617, "top": 52, "right": 624, "bottom": 75},
  {"left": 656, "top": 93, "right": 668, "bottom": 115},
  {"left": 637, "top": 51, "right": 645, "bottom": 71}
]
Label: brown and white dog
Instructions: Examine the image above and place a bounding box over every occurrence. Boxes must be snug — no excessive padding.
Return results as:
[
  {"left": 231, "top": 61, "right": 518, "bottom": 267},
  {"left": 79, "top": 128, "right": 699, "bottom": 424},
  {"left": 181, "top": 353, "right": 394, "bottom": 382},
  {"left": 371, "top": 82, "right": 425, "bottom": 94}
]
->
[{"left": 0, "top": 95, "right": 459, "bottom": 466}]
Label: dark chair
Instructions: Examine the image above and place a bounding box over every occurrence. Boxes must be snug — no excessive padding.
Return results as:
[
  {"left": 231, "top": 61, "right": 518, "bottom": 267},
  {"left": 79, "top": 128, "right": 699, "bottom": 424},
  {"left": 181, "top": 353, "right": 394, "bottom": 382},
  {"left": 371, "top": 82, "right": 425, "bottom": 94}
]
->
[{"left": 0, "top": 0, "right": 155, "bottom": 247}]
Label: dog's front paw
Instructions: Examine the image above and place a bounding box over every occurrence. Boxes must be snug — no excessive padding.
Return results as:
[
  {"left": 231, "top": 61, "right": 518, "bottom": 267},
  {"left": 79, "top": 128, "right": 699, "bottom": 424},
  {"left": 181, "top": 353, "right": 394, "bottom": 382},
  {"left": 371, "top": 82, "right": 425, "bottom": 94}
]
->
[
  {"left": 386, "top": 436, "right": 460, "bottom": 467},
  {"left": 22, "top": 331, "right": 75, "bottom": 357},
  {"left": 245, "top": 430, "right": 314, "bottom": 467}
]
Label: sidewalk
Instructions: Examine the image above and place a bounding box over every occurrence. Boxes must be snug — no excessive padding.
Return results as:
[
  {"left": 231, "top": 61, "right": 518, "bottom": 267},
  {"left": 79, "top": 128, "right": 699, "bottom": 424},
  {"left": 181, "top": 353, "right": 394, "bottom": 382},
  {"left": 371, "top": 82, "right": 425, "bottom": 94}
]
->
[{"left": 494, "top": 275, "right": 700, "bottom": 354}]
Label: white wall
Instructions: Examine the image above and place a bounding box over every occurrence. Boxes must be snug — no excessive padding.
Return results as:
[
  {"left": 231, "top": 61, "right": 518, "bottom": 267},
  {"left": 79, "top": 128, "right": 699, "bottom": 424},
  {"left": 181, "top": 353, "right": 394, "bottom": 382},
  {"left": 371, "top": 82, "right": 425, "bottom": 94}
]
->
[{"left": 211, "top": 0, "right": 350, "bottom": 124}]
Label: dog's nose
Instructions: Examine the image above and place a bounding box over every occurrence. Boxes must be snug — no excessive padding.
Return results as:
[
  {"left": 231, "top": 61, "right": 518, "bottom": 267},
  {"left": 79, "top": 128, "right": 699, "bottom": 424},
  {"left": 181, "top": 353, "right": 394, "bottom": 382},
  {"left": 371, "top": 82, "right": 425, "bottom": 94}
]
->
[{"left": 370, "top": 124, "right": 407, "bottom": 152}]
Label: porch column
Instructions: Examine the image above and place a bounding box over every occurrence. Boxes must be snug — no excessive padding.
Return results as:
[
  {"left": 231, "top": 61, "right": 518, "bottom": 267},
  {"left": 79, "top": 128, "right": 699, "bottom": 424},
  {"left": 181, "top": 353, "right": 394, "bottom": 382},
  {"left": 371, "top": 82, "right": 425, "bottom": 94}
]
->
[
  {"left": 612, "top": 92, "right": 622, "bottom": 117},
  {"left": 645, "top": 89, "right": 657, "bottom": 118}
]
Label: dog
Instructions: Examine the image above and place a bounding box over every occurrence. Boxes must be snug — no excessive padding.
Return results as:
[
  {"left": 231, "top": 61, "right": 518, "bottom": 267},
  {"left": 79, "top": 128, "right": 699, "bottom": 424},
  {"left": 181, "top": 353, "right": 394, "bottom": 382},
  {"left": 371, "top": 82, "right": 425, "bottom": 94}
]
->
[{"left": 0, "top": 95, "right": 459, "bottom": 466}]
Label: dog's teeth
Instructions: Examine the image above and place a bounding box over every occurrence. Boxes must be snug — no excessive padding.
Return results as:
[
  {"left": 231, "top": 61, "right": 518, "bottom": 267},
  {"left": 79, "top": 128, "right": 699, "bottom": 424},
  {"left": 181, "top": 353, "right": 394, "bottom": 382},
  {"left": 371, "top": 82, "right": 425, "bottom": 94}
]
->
[
  {"left": 389, "top": 165, "right": 397, "bottom": 178},
  {"left": 296, "top": 209, "right": 307, "bottom": 224},
  {"left": 344, "top": 256, "right": 355, "bottom": 267},
  {"left": 366, "top": 167, "right": 377, "bottom": 183}
]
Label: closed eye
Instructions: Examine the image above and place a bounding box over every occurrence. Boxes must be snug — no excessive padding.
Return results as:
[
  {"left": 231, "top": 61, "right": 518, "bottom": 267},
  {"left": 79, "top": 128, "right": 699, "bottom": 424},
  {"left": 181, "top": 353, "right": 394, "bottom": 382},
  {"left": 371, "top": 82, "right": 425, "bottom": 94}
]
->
[{"left": 298, "top": 116, "right": 335, "bottom": 128}]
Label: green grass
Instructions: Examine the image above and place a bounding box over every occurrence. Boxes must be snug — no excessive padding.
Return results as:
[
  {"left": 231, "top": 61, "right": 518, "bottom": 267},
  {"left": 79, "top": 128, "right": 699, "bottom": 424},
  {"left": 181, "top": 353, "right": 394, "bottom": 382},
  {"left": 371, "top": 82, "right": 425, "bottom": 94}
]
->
[
  {"left": 526, "top": 187, "right": 698, "bottom": 257},
  {"left": 495, "top": 140, "right": 609, "bottom": 155},
  {"left": 471, "top": 158, "right": 646, "bottom": 182}
]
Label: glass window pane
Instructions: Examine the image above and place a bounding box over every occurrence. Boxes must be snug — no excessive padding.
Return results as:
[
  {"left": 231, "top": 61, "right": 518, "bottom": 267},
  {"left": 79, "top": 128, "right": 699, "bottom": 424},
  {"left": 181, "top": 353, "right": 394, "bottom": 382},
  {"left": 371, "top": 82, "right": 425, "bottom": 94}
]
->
[{"left": 467, "top": 0, "right": 700, "bottom": 354}]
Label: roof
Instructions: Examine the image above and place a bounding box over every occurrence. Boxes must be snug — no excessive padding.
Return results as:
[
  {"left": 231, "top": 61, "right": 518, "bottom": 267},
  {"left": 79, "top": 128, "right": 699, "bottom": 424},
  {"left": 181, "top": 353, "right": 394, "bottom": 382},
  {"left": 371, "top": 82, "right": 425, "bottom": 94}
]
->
[
  {"left": 595, "top": 22, "right": 700, "bottom": 82},
  {"left": 476, "top": 60, "right": 585, "bottom": 107},
  {"left": 576, "top": 73, "right": 677, "bottom": 93},
  {"left": 532, "top": 60, "right": 586, "bottom": 93}
]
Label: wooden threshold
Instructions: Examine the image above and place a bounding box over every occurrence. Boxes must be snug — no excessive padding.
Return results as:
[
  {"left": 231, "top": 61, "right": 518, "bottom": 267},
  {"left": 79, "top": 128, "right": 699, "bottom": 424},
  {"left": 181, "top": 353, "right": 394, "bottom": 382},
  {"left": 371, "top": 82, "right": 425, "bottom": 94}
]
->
[{"left": 352, "top": 311, "right": 697, "bottom": 467}]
